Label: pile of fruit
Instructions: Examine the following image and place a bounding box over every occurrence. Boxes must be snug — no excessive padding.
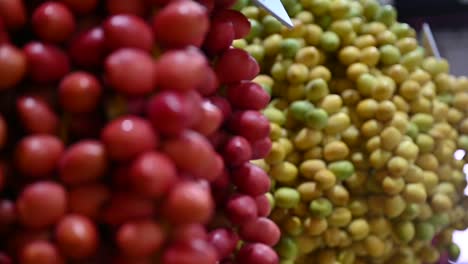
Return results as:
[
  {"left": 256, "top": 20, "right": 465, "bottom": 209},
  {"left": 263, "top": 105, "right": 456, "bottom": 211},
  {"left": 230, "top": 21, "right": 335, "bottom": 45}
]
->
[
  {"left": 0, "top": 0, "right": 283, "bottom": 263},
  {"left": 0, "top": 0, "right": 467, "bottom": 263},
  {"left": 234, "top": 0, "right": 468, "bottom": 263}
]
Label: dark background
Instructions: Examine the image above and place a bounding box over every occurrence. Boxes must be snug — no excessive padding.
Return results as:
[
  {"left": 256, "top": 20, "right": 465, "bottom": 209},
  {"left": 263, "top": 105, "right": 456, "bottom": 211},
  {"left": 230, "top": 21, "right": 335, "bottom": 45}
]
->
[{"left": 393, "top": 0, "right": 468, "bottom": 76}]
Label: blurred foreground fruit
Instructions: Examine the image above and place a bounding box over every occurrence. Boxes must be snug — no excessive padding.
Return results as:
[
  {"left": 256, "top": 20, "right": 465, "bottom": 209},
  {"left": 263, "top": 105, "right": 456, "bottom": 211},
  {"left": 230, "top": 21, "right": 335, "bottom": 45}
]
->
[{"left": 0, "top": 0, "right": 279, "bottom": 263}]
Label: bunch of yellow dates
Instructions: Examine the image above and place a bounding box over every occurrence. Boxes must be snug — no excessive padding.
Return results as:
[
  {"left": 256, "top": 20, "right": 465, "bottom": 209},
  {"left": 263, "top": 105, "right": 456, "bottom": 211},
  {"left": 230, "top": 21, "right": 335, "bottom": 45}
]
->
[{"left": 234, "top": 0, "right": 468, "bottom": 263}]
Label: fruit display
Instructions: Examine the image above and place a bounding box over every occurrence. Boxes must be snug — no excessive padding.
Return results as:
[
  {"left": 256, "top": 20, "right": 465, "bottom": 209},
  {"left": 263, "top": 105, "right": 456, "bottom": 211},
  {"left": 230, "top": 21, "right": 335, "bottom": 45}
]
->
[
  {"left": 233, "top": 0, "right": 468, "bottom": 263},
  {"left": 0, "top": 0, "right": 281, "bottom": 263}
]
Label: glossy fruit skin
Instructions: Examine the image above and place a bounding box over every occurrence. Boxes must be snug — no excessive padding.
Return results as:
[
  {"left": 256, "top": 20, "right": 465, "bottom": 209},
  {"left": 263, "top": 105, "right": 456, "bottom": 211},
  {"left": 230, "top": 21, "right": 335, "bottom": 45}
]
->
[
  {"left": 212, "top": 9, "right": 250, "bottom": 39},
  {"left": 129, "top": 151, "right": 178, "bottom": 198},
  {"left": 0, "top": 44, "right": 27, "bottom": 90},
  {"left": 163, "top": 130, "right": 222, "bottom": 181},
  {"left": 103, "top": 14, "right": 154, "bottom": 52},
  {"left": 23, "top": 42, "right": 70, "bottom": 84},
  {"left": 0, "top": 199, "right": 16, "bottom": 231},
  {"left": 153, "top": 0, "right": 210, "bottom": 48},
  {"left": 226, "top": 195, "right": 258, "bottom": 225},
  {"left": 155, "top": 48, "right": 208, "bottom": 91},
  {"left": 0, "top": 0, "right": 27, "bottom": 30},
  {"left": 16, "top": 181, "right": 67, "bottom": 229},
  {"left": 192, "top": 101, "right": 223, "bottom": 136},
  {"left": 239, "top": 217, "right": 281, "bottom": 246},
  {"left": 162, "top": 239, "right": 218, "bottom": 264},
  {"left": 58, "top": 140, "right": 107, "bottom": 186},
  {"left": 207, "top": 228, "right": 239, "bottom": 259},
  {"left": 58, "top": 72, "right": 102, "bottom": 113},
  {"left": 116, "top": 220, "right": 165, "bottom": 257},
  {"left": 68, "top": 26, "right": 106, "bottom": 69},
  {"left": 228, "top": 110, "right": 271, "bottom": 142},
  {"left": 164, "top": 181, "right": 214, "bottom": 225},
  {"left": 19, "top": 240, "right": 65, "bottom": 264},
  {"left": 16, "top": 96, "right": 59, "bottom": 135},
  {"left": 203, "top": 20, "right": 234, "bottom": 55},
  {"left": 32, "top": 2, "right": 76, "bottom": 43},
  {"left": 236, "top": 243, "right": 279, "bottom": 264},
  {"left": 55, "top": 214, "right": 99, "bottom": 259},
  {"left": 105, "top": 48, "right": 157, "bottom": 96},
  {"left": 231, "top": 162, "right": 271, "bottom": 196},
  {"left": 14, "top": 135, "right": 64, "bottom": 178},
  {"left": 147, "top": 90, "right": 203, "bottom": 135},
  {"left": 101, "top": 115, "right": 158, "bottom": 161},
  {"left": 227, "top": 82, "right": 270, "bottom": 110},
  {"left": 222, "top": 136, "right": 253, "bottom": 167},
  {"left": 215, "top": 48, "right": 259, "bottom": 84}
]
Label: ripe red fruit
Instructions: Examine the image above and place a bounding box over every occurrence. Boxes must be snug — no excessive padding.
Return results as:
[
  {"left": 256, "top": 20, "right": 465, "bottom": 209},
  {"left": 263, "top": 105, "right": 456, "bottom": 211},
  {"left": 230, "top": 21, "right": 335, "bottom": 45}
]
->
[
  {"left": 116, "top": 220, "right": 165, "bottom": 257},
  {"left": 101, "top": 115, "right": 158, "bottom": 161},
  {"left": 223, "top": 136, "right": 253, "bottom": 167},
  {"left": 203, "top": 20, "right": 234, "bottom": 55},
  {"left": 20, "top": 241, "right": 65, "bottom": 264},
  {"left": 163, "top": 130, "right": 222, "bottom": 181},
  {"left": 171, "top": 224, "right": 208, "bottom": 243},
  {"left": 209, "top": 96, "right": 232, "bottom": 122},
  {"left": 55, "top": 214, "right": 99, "bottom": 259},
  {"left": 0, "top": 0, "right": 27, "bottom": 30},
  {"left": 58, "top": 140, "right": 107, "bottom": 186},
  {"left": 67, "top": 184, "right": 110, "bottom": 220},
  {"left": 215, "top": 48, "right": 259, "bottom": 84},
  {"left": 153, "top": 0, "right": 209, "bottom": 48},
  {"left": 164, "top": 181, "right": 214, "bottom": 225},
  {"left": 226, "top": 195, "right": 258, "bottom": 225},
  {"left": 16, "top": 181, "right": 67, "bottom": 228},
  {"left": 0, "top": 44, "right": 27, "bottom": 90},
  {"left": 23, "top": 42, "right": 70, "bottom": 84},
  {"left": 236, "top": 243, "right": 279, "bottom": 264},
  {"left": 208, "top": 228, "right": 239, "bottom": 259},
  {"left": 213, "top": 10, "right": 250, "bottom": 39},
  {"left": 16, "top": 96, "right": 59, "bottom": 135},
  {"left": 193, "top": 101, "right": 223, "bottom": 136},
  {"left": 239, "top": 217, "right": 281, "bottom": 246},
  {"left": 231, "top": 162, "right": 271, "bottom": 196},
  {"left": 106, "top": 0, "right": 146, "bottom": 16},
  {"left": 14, "top": 134, "right": 64, "bottom": 177},
  {"left": 129, "top": 151, "right": 178, "bottom": 198},
  {"left": 32, "top": 2, "right": 76, "bottom": 43},
  {"left": 0, "top": 199, "right": 16, "bottom": 230},
  {"left": 147, "top": 90, "right": 203, "bottom": 135},
  {"left": 68, "top": 26, "right": 106, "bottom": 68},
  {"left": 251, "top": 137, "right": 273, "bottom": 159},
  {"left": 196, "top": 66, "right": 219, "bottom": 96},
  {"left": 227, "top": 82, "right": 270, "bottom": 110},
  {"left": 156, "top": 48, "right": 208, "bottom": 91},
  {"left": 59, "top": 71, "right": 102, "bottom": 113},
  {"left": 103, "top": 14, "right": 154, "bottom": 52},
  {"left": 162, "top": 240, "right": 217, "bottom": 264},
  {"left": 255, "top": 194, "right": 272, "bottom": 217},
  {"left": 228, "top": 110, "right": 270, "bottom": 141},
  {"left": 105, "top": 48, "right": 156, "bottom": 95}
]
